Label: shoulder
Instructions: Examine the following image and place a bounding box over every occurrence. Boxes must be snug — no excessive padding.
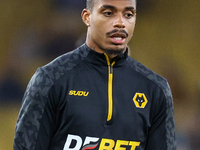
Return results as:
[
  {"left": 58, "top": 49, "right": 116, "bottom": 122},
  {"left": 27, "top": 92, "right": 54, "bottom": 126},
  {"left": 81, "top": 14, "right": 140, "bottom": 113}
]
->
[
  {"left": 126, "top": 56, "right": 172, "bottom": 98},
  {"left": 40, "top": 44, "right": 89, "bottom": 81}
]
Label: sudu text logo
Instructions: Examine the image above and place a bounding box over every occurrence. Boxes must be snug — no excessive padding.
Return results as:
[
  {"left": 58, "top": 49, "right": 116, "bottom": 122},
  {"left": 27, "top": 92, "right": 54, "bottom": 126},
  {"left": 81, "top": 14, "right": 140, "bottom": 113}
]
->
[
  {"left": 63, "top": 134, "right": 140, "bottom": 150},
  {"left": 69, "top": 90, "right": 89, "bottom": 96}
]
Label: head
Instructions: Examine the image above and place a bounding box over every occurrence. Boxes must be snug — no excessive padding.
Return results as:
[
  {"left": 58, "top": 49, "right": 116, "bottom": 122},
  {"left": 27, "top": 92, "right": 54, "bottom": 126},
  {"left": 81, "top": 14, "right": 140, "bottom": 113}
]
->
[{"left": 82, "top": 0, "right": 137, "bottom": 58}]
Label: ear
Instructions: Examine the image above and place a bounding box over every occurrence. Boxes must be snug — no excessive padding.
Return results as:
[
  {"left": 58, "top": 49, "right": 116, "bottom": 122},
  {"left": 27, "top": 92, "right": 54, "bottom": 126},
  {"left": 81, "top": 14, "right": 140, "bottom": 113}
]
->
[{"left": 81, "top": 9, "right": 91, "bottom": 27}]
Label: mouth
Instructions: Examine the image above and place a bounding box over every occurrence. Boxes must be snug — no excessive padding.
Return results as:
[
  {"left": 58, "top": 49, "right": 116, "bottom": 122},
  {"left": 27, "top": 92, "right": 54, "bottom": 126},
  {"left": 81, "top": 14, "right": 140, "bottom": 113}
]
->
[
  {"left": 109, "top": 33, "right": 127, "bottom": 44},
  {"left": 106, "top": 29, "right": 128, "bottom": 45}
]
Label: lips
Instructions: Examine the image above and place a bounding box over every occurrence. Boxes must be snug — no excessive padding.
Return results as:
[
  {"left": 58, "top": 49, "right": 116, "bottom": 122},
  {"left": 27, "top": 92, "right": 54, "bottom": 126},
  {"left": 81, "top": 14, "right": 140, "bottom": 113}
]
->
[
  {"left": 109, "top": 33, "right": 127, "bottom": 44},
  {"left": 106, "top": 29, "right": 129, "bottom": 45}
]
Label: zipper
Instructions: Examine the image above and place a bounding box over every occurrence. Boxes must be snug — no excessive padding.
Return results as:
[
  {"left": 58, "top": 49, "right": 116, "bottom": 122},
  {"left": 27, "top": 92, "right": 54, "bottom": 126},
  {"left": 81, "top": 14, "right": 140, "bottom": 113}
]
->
[{"left": 104, "top": 54, "right": 116, "bottom": 122}]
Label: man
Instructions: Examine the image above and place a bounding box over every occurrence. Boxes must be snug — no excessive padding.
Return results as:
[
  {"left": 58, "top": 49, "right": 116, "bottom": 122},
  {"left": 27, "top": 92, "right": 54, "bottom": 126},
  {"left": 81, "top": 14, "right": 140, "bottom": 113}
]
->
[{"left": 13, "top": 0, "right": 176, "bottom": 149}]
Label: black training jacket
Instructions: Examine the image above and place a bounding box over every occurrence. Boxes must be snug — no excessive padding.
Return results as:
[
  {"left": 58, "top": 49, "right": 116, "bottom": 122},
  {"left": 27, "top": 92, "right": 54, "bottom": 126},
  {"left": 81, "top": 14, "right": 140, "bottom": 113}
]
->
[{"left": 14, "top": 43, "right": 176, "bottom": 150}]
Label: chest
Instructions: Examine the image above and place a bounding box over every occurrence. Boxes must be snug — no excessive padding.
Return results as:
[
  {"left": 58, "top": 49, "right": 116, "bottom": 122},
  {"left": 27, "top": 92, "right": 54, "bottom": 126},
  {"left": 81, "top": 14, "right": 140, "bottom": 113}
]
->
[{"left": 59, "top": 66, "right": 152, "bottom": 135}]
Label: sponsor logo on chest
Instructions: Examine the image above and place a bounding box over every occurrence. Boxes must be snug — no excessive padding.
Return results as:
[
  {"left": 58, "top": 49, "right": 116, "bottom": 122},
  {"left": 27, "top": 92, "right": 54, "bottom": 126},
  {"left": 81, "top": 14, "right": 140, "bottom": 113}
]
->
[{"left": 63, "top": 134, "right": 140, "bottom": 150}]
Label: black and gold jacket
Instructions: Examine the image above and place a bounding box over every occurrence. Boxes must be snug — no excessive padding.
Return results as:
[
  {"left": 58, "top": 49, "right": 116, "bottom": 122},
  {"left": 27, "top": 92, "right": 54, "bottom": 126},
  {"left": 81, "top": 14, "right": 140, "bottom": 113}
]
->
[{"left": 14, "top": 44, "right": 176, "bottom": 150}]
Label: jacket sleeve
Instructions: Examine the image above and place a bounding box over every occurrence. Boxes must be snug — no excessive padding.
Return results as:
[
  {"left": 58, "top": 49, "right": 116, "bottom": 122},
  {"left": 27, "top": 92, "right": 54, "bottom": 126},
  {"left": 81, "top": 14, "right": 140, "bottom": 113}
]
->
[
  {"left": 145, "top": 82, "right": 176, "bottom": 150},
  {"left": 13, "top": 68, "right": 56, "bottom": 150}
]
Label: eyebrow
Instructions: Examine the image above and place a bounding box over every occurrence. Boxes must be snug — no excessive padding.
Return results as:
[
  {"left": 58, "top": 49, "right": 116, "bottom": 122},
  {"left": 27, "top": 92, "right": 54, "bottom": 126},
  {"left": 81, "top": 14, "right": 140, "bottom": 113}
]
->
[
  {"left": 99, "top": 5, "right": 136, "bottom": 12},
  {"left": 99, "top": 5, "right": 115, "bottom": 11},
  {"left": 125, "top": 6, "right": 136, "bottom": 13},
  {"left": 125, "top": 6, "right": 136, "bottom": 11}
]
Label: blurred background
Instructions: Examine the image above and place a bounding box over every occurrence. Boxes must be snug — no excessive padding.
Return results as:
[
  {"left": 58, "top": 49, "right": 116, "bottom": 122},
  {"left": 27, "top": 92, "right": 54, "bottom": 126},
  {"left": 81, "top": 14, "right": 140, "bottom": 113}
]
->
[{"left": 0, "top": 0, "right": 199, "bottom": 149}]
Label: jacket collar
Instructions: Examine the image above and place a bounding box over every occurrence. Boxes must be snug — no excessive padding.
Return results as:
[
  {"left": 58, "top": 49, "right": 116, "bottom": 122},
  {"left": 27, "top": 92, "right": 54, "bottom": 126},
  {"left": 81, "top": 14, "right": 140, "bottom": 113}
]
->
[{"left": 80, "top": 43, "right": 129, "bottom": 66}]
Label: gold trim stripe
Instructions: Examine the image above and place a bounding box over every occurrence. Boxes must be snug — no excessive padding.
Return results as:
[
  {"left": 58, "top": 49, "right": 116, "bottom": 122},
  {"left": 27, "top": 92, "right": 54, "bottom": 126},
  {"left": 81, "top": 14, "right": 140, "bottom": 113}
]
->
[{"left": 104, "top": 54, "right": 115, "bottom": 121}]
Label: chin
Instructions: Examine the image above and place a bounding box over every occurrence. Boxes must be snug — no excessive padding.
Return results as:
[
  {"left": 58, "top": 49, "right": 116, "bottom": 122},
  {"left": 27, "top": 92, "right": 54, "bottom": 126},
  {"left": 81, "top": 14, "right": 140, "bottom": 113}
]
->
[
  {"left": 98, "top": 43, "right": 126, "bottom": 55},
  {"left": 104, "top": 47, "right": 125, "bottom": 56}
]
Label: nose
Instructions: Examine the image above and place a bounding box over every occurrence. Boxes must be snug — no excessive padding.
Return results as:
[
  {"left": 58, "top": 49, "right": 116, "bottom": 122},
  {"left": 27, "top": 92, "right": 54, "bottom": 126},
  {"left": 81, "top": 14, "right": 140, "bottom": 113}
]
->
[{"left": 113, "top": 14, "right": 125, "bottom": 28}]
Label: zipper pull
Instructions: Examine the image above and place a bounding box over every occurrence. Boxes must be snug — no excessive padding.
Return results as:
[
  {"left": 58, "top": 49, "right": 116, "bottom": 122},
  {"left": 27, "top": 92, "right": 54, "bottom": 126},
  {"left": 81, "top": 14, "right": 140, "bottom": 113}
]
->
[{"left": 110, "top": 64, "right": 113, "bottom": 74}]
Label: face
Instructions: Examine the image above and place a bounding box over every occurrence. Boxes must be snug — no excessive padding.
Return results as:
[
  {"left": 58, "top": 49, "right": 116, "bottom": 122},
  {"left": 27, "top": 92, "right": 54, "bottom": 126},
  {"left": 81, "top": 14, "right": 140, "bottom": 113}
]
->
[{"left": 82, "top": 0, "right": 136, "bottom": 57}]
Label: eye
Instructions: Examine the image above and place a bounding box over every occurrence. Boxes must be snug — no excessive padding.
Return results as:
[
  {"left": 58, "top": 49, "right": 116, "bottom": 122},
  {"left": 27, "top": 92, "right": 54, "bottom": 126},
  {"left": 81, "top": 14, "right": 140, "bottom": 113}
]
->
[
  {"left": 103, "top": 11, "right": 113, "bottom": 17},
  {"left": 124, "top": 12, "right": 134, "bottom": 19}
]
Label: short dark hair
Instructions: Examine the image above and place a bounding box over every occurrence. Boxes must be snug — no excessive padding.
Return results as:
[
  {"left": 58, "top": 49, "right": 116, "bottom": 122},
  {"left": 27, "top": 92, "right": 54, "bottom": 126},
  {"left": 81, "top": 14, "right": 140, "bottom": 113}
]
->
[
  {"left": 86, "top": 0, "right": 96, "bottom": 11},
  {"left": 86, "top": 0, "right": 137, "bottom": 12}
]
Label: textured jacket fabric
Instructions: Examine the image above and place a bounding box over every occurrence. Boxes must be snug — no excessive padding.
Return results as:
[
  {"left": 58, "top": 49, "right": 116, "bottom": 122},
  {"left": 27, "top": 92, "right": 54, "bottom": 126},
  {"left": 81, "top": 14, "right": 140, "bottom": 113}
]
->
[{"left": 14, "top": 43, "right": 176, "bottom": 150}]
